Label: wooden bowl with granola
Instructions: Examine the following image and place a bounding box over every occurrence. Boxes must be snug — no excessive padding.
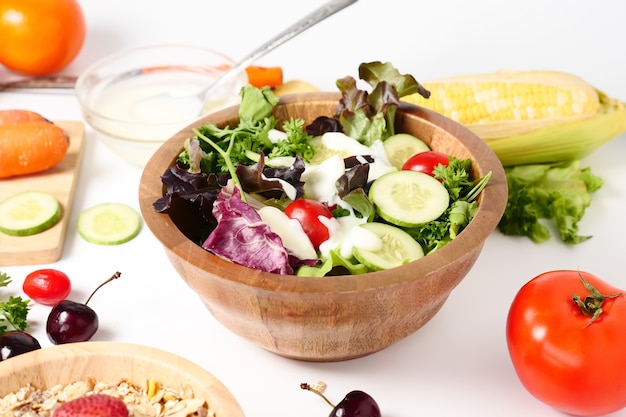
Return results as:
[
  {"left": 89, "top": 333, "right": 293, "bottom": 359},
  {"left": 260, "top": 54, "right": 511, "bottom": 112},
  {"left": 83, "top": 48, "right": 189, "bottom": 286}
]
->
[{"left": 0, "top": 341, "right": 244, "bottom": 417}]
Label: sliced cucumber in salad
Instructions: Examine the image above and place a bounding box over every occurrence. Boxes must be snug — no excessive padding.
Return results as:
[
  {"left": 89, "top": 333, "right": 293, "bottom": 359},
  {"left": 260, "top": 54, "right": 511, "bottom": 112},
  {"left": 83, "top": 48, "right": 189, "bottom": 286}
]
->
[
  {"left": 353, "top": 222, "right": 424, "bottom": 271},
  {"left": 244, "top": 150, "right": 296, "bottom": 168},
  {"left": 0, "top": 191, "right": 62, "bottom": 236},
  {"left": 383, "top": 133, "right": 430, "bottom": 169},
  {"left": 369, "top": 170, "right": 449, "bottom": 228}
]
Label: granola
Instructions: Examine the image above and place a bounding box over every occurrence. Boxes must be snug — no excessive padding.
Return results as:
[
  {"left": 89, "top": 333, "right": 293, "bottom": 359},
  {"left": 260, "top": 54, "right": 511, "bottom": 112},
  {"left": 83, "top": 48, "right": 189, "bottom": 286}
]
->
[{"left": 0, "top": 377, "right": 216, "bottom": 417}]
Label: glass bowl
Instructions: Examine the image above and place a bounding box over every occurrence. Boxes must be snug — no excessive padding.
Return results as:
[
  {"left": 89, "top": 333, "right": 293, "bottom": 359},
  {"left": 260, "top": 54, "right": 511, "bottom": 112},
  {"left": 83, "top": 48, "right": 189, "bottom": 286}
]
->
[{"left": 75, "top": 44, "right": 247, "bottom": 166}]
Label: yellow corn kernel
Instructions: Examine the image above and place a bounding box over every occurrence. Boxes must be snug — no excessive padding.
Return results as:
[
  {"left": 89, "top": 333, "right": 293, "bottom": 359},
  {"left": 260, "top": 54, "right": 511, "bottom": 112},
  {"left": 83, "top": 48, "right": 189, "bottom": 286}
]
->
[
  {"left": 421, "top": 81, "right": 598, "bottom": 123},
  {"left": 402, "top": 70, "right": 626, "bottom": 166},
  {"left": 403, "top": 70, "right": 602, "bottom": 139}
]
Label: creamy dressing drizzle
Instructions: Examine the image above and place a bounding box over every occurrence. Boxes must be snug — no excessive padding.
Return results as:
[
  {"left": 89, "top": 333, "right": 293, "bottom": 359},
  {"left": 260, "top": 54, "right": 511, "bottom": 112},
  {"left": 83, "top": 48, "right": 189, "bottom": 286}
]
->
[
  {"left": 262, "top": 131, "right": 394, "bottom": 264},
  {"left": 318, "top": 203, "right": 382, "bottom": 259}
]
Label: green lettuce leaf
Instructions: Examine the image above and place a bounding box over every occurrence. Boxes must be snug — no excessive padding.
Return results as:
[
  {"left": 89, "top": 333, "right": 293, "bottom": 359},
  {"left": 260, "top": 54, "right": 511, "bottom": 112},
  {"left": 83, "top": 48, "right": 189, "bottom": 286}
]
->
[
  {"left": 296, "top": 248, "right": 369, "bottom": 277},
  {"left": 498, "top": 160, "right": 603, "bottom": 244},
  {"left": 238, "top": 85, "right": 279, "bottom": 122},
  {"left": 334, "top": 61, "right": 431, "bottom": 146}
]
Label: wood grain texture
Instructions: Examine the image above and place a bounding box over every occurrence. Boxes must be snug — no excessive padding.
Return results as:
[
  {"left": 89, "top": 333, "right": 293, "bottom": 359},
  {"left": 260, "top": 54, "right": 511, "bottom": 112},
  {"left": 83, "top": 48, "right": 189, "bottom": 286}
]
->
[
  {"left": 0, "top": 341, "right": 245, "bottom": 417},
  {"left": 0, "top": 121, "right": 86, "bottom": 266},
  {"left": 139, "top": 93, "right": 509, "bottom": 361}
]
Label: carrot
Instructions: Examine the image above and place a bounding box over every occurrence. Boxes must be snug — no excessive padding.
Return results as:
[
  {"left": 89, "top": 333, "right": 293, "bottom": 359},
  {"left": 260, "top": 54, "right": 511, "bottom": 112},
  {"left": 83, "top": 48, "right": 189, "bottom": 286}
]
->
[
  {"left": 0, "top": 120, "right": 69, "bottom": 178},
  {"left": 0, "top": 109, "right": 49, "bottom": 124},
  {"left": 245, "top": 65, "right": 284, "bottom": 88}
]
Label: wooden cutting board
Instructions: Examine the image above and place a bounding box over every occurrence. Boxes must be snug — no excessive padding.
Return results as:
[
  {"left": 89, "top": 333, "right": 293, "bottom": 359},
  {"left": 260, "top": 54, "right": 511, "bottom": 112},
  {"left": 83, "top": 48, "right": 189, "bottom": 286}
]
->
[{"left": 0, "top": 121, "right": 86, "bottom": 266}]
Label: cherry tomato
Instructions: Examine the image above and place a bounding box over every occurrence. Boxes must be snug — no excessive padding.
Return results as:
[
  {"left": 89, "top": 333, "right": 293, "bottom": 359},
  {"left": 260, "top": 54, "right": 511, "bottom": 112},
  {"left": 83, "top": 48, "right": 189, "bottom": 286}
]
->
[
  {"left": 284, "top": 199, "right": 333, "bottom": 249},
  {"left": 401, "top": 151, "right": 449, "bottom": 176},
  {"left": 23, "top": 268, "right": 72, "bottom": 306},
  {"left": 506, "top": 270, "right": 626, "bottom": 416}
]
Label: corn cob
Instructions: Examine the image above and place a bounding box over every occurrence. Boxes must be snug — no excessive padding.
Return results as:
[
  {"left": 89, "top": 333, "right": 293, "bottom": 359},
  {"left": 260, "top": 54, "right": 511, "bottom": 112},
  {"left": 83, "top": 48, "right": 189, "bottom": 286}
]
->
[{"left": 402, "top": 70, "right": 626, "bottom": 166}]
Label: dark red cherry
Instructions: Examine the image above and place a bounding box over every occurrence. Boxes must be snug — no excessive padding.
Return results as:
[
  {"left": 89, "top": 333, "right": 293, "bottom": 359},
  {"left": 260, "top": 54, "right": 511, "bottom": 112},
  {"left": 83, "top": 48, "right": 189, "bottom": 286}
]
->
[
  {"left": 46, "top": 299, "right": 99, "bottom": 344},
  {"left": 301, "top": 383, "right": 381, "bottom": 417},
  {"left": 46, "top": 272, "right": 121, "bottom": 344},
  {"left": 330, "top": 390, "right": 381, "bottom": 417},
  {"left": 0, "top": 330, "right": 41, "bottom": 360}
]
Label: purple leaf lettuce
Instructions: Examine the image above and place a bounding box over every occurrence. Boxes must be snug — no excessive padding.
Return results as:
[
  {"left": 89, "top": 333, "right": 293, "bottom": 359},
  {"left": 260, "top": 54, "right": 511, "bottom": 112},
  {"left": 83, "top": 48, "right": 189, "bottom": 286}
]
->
[{"left": 202, "top": 187, "right": 294, "bottom": 275}]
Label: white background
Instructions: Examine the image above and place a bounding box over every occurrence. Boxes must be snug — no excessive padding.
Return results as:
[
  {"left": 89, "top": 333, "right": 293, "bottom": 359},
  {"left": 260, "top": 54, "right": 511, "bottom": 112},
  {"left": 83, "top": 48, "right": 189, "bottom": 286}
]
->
[{"left": 2, "top": 1, "right": 626, "bottom": 416}]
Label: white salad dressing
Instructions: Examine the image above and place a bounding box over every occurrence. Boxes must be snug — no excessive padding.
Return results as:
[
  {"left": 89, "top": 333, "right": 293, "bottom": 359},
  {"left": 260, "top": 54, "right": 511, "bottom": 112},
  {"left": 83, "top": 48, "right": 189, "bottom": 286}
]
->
[
  {"left": 318, "top": 204, "right": 382, "bottom": 259},
  {"left": 257, "top": 130, "right": 396, "bottom": 263},
  {"left": 320, "top": 132, "right": 394, "bottom": 182},
  {"left": 91, "top": 70, "right": 241, "bottom": 141},
  {"left": 300, "top": 133, "right": 395, "bottom": 204},
  {"left": 261, "top": 174, "right": 298, "bottom": 201},
  {"left": 257, "top": 206, "right": 317, "bottom": 260},
  {"left": 321, "top": 131, "right": 372, "bottom": 154},
  {"left": 267, "top": 128, "right": 288, "bottom": 143},
  {"left": 301, "top": 154, "right": 346, "bottom": 203}
]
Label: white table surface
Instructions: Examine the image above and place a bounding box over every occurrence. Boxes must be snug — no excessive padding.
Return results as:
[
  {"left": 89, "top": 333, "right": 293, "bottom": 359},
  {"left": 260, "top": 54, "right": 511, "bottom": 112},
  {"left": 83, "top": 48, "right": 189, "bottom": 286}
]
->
[{"left": 2, "top": 1, "right": 626, "bottom": 416}]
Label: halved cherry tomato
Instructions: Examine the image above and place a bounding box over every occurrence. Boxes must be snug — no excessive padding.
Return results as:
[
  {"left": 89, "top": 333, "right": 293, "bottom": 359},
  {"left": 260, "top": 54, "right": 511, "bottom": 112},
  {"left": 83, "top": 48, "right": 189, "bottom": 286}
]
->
[
  {"left": 401, "top": 151, "right": 449, "bottom": 176},
  {"left": 284, "top": 199, "right": 332, "bottom": 249},
  {"left": 23, "top": 268, "right": 71, "bottom": 306},
  {"left": 506, "top": 270, "right": 626, "bottom": 416}
]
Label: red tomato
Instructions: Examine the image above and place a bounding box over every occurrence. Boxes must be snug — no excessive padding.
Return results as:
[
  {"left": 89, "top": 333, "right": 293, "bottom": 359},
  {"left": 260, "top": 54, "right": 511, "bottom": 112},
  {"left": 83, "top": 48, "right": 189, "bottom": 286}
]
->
[
  {"left": 506, "top": 270, "right": 626, "bottom": 416},
  {"left": 284, "top": 199, "right": 333, "bottom": 249},
  {"left": 23, "top": 268, "right": 72, "bottom": 306},
  {"left": 401, "top": 151, "right": 449, "bottom": 176}
]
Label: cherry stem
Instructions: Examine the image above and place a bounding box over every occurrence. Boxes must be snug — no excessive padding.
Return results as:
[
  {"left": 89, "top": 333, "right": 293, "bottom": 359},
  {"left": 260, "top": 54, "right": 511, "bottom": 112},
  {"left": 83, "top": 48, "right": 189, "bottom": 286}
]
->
[
  {"left": 572, "top": 271, "right": 622, "bottom": 327},
  {"left": 85, "top": 271, "right": 122, "bottom": 306},
  {"left": 300, "top": 383, "right": 336, "bottom": 408}
]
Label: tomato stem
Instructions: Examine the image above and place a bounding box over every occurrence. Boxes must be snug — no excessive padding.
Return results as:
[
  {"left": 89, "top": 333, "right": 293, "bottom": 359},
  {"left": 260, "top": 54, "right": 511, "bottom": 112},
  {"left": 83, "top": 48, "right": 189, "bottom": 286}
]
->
[{"left": 572, "top": 271, "right": 622, "bottom": 327}]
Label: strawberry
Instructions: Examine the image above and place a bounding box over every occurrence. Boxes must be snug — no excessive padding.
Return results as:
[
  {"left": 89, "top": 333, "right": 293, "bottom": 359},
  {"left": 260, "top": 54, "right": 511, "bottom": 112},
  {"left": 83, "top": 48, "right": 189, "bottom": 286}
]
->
[{"left": 53, "top": 394, "right": 128, "bottom": 417}]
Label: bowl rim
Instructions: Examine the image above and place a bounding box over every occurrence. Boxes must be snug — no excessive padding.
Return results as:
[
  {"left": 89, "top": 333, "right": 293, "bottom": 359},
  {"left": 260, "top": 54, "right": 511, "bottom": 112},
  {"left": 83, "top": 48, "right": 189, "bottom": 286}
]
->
[
  {"left": 74, "top": 43, "right": 242, "bottom": 126},
  {"left": 0, "top": 341, "right": 244, "bottom": 416},
  {"left": 138, "top": 92, "right": 508, "bottom": 294}
]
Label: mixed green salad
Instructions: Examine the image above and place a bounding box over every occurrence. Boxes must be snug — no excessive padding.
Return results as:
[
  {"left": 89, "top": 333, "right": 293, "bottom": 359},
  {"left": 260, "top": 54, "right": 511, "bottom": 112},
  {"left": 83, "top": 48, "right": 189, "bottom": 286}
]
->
[{"left": 153, "top": 62, "right": 492, "bottom": 276}]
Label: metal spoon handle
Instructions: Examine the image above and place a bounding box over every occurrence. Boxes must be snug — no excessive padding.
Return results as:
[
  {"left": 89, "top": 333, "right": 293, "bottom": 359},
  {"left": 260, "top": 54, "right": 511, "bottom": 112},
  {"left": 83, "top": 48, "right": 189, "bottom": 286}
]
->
[{"left": 203, "top": 0, "right": 359, "bottom": 101}]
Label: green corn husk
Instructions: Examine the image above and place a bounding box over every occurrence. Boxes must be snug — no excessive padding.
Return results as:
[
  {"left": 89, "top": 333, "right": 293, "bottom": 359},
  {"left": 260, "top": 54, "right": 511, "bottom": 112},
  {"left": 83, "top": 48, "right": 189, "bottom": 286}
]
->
[{"left": 486, "top": 91, "right": 626, "bottom": 166}]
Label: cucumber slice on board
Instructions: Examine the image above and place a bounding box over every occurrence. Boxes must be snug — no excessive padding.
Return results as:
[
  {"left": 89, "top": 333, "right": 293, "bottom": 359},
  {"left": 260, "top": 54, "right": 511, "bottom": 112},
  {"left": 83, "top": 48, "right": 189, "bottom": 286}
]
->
[
  {"left": 77, "top": 203, "right": 141, "bottom": 245},
  {"left": 369, "top": 170, "right": 449, "bottom": 227},
  {"left": 0, "top": 191, "right": 62, "bottom": 236},
  {"left": 383, "top": 133, "right": 430, "bottom": 169},
  {"left": 353, "top": 222, "right": 424, "bottom": 271}
]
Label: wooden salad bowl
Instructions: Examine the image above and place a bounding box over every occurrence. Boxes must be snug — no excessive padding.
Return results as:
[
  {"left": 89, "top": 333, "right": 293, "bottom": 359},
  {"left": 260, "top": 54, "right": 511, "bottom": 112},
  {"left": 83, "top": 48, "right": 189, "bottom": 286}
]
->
[
  {"left": 0, "top": 341, "right": 244, "bottom": 416},
  {"left": 138, "top": 92, "right": 508, "bottom": 362}
]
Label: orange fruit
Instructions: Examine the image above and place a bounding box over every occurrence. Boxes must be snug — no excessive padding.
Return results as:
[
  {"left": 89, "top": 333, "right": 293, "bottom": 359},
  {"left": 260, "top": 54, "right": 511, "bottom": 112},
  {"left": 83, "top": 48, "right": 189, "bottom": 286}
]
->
[{"left": 0, "top": 0, "right": 86, "bottom": 76}]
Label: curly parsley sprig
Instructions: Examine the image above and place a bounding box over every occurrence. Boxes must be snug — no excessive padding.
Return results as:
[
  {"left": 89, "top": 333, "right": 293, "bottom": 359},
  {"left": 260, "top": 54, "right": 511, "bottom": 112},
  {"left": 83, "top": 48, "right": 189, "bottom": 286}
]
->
[
  {"left": 0, "top": 271, "right": 30, "bottom": 334},
  {"left": 407, "top": 158, "right": 492, "bottom": 254}
]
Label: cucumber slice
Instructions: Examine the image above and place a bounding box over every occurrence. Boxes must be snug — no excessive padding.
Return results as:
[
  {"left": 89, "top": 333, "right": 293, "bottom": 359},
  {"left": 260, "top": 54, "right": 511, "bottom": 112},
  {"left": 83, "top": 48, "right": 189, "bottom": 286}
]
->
[
  {"left": 369, "top": 170, "right": 449, "bottom": 227},
  {"left": 383, "top": 133, "right": 430, "bottom": 169},
  {"left": 0, "top": 191, "right": 62, "bottom": 236},
  {"left": 244, "top": 150, "right": 296, "bottom": 168},
  {"left": 308, "top": 136, "right": 351, "bottom": 165},
  {"left": 353, "top": 222, "right": 424, "bottom": 271},
  {"left": 77, "top": 203, "right": 141, "bottom": 245}
]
